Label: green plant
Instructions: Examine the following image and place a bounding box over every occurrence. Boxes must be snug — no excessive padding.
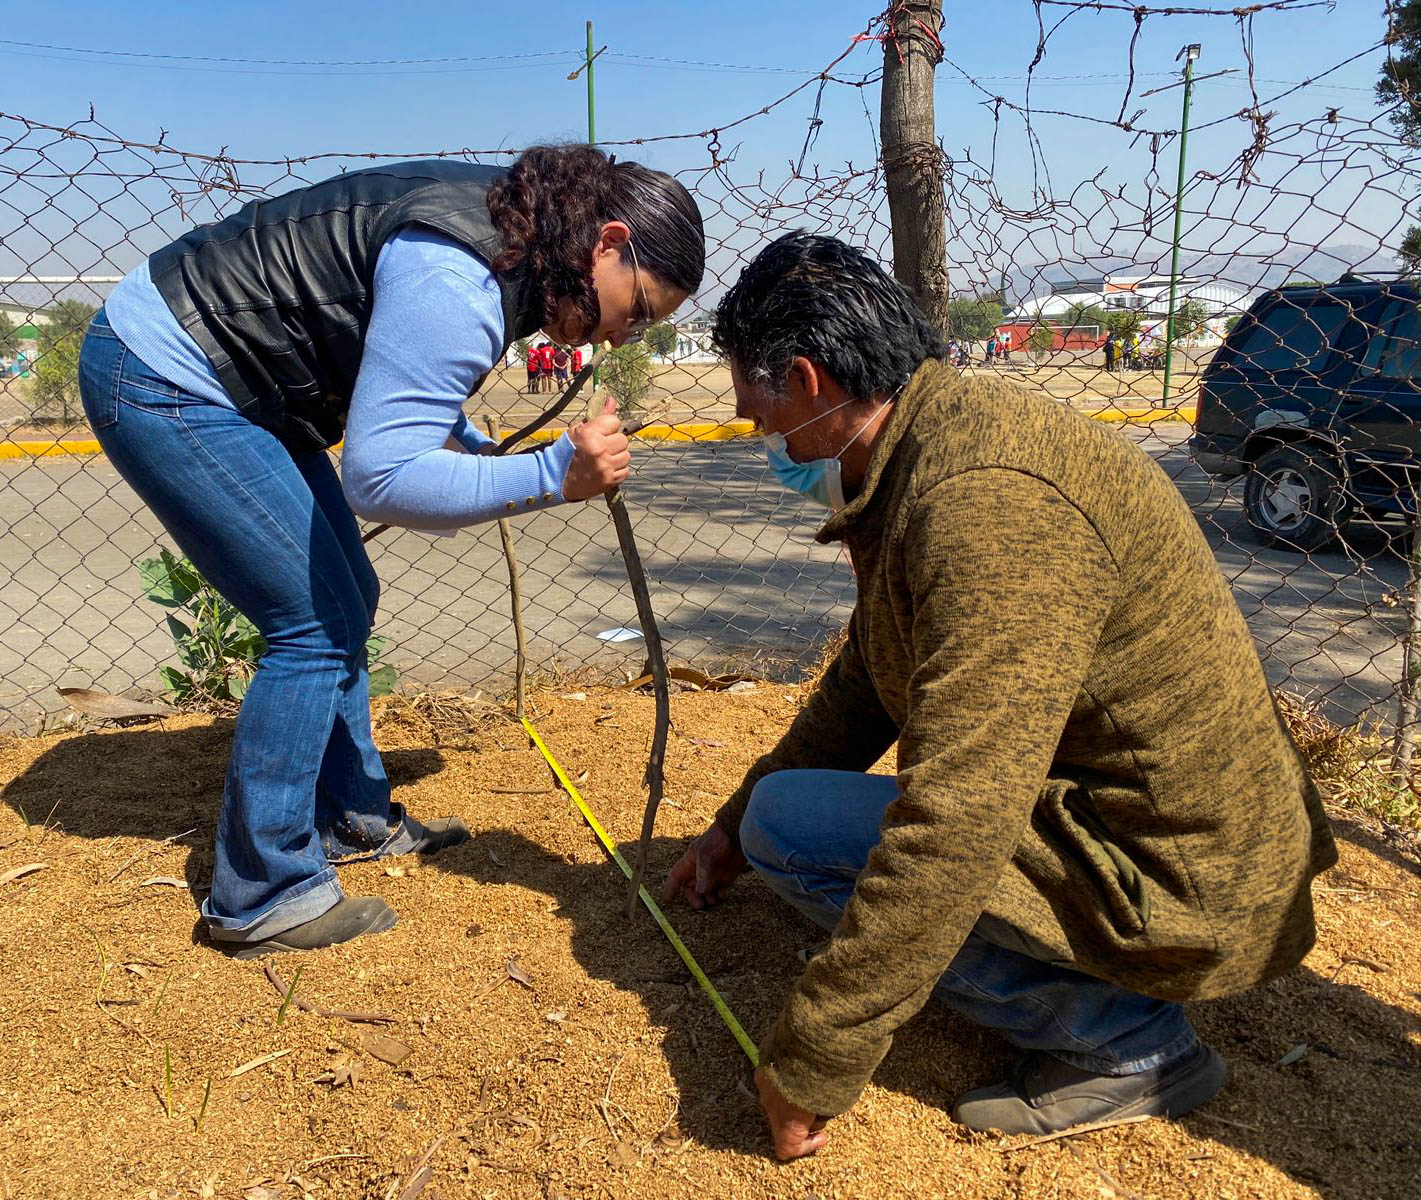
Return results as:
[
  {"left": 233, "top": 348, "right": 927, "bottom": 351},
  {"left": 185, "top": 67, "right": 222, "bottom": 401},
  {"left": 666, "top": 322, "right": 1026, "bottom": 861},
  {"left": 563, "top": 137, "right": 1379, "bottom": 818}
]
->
[
  {"left": 136, "top": 549, "right": 396, "bottom": 705},
  {"left": 600, "top": 341, "right": 655, "bottom": 415},
  {"left": 1063, "top": 301, "right": 1109, "bottom": 334},
  {"left": 31, "top": 299, "right": 96, "bottom": 425},
  {"left": 643, "top": 322, "right": 677, "bottom": 358},
  {"left": 0, "top": 311, "right": 19, "bottom": 359},
  {"left": 194, "top": 1075, "right": 212, "bottom": 1134},
  {"left": 276, "top": 964, "right": 303, "bottom": 1026},
  {"left": 944, "top": 297, "right": 1003, "bottom": 342},
  {"left": 514, "top": 338, "right": 532, "bottom": 364},
  {"left": 164, "top": 1046, "right": 174, "bottom": 1118},
  {"left": 1172, "top": 299, "right": 1211, "bottom": 342},
  {"left": 1104, "top": 309, "right": 1143, "bottom": 339},
  {"left": 1027, "top": 324, "right": 1055, "bottom": 358}
]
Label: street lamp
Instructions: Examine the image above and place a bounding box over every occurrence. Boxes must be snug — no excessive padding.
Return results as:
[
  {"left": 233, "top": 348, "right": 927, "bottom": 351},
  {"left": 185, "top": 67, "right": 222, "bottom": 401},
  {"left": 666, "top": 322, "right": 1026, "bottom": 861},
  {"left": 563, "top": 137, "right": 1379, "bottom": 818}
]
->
[{"left": 1161, "top": 43, "right": 1200, "bottom": 406}]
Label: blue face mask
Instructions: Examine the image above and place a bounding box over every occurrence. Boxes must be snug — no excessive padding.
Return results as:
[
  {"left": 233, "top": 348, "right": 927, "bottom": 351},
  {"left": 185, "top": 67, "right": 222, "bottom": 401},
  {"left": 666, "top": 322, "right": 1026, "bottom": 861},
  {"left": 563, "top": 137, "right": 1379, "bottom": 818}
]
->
[
  {"left": 762, "top": 397, "right": 891, "bottom": 512},
  {"left": 764, "top": 433, "right": 846, "bottom": 511}
]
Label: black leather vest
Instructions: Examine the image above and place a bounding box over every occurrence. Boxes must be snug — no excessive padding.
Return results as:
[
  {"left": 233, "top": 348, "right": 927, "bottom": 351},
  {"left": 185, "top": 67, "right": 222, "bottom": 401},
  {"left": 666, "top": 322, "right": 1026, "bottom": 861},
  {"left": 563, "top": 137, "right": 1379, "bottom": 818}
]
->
[{"left": 150, "top": 160, "right": 543, "bottom": 451}]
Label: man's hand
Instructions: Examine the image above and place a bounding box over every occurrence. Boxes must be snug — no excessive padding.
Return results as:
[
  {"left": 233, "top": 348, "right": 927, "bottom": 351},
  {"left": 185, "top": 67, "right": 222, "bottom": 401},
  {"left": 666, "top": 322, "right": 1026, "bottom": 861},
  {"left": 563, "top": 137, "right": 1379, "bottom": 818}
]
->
[
  {"left": 662, "top": 820, "right": 747, "bottom": 910},
  {"left": 755, "top": 1067, "right": 828, "bottom": 1161},
  {"left": 562, "top": 395, "right": 631, "bottom": 501}
]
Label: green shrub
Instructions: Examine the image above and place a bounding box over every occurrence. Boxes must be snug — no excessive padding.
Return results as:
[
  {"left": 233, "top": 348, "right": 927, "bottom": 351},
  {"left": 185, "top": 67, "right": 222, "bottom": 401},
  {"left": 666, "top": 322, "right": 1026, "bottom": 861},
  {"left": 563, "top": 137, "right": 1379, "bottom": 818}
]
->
[{"left": 136, "top": 549, "right": 395, "bottom": 704}]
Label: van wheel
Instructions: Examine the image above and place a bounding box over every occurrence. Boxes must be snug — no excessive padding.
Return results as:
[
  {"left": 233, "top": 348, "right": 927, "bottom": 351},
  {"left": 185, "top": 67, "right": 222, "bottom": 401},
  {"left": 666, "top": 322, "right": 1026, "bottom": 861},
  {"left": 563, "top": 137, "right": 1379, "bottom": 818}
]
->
[{"left": 1243, "top": 445, "right": 1353, "bottom": 551}]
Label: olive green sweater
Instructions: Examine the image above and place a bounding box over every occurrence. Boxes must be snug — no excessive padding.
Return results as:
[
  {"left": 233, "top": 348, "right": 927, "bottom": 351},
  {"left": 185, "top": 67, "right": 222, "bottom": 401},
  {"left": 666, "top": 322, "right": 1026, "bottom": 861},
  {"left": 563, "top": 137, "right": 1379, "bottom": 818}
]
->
[{"left": 718, "top": 360, "right": 1337, "bottom": 1117}]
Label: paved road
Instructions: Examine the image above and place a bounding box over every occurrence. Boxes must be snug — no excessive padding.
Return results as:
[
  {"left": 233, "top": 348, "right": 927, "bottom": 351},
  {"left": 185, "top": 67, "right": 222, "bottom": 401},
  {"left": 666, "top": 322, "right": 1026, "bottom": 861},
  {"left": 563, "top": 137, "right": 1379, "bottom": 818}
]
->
[{"left": 0, "top": 423, "right": 1408, "bottom": 731}]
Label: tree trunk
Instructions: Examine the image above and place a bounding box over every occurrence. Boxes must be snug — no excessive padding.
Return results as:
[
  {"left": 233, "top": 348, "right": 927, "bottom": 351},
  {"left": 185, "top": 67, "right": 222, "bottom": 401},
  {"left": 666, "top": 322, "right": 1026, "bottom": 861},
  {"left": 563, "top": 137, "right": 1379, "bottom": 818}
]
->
[
  {"left": 880, "top": 1, "right": 950, "bottom": 334},
  {"left": 1395, "top": 487, "right": 1421, "bottom": 772}
]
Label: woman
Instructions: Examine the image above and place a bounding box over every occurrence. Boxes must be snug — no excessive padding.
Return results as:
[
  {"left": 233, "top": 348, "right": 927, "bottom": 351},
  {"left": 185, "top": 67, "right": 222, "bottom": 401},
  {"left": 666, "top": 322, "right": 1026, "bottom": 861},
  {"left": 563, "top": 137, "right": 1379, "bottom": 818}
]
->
[{"left": 79, "top": 145, "right": 704, "bottom": 958}]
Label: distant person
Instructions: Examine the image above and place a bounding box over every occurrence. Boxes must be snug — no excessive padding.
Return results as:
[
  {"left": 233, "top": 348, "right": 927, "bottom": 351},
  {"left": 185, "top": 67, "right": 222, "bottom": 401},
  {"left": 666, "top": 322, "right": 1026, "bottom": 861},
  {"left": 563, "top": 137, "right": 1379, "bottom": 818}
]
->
[
  {"left": 571, "top": 346, "right": 583, "bottom": 373},
  {"left": 525, "top": 344, "right": 539, "bottom": 393},
  {"left": 947, "top": 339, "right": 960, "bottom": 367},
  {"left": 79, "top": 147, "right": 703, "bottom": 958},
  {"left": 985, "top": 335, "right": 997, "bottom": 363},
  {"left": 1125, "top": 330, "right": 1141, "bottom": 371},
  {"left": 998, "top": 328, "right": 1012, "bottom": 361},
  {"left": 1103, "top": 330, "right": 1119, "bottom": 373},
  {"left": 552, "top": 344, "right": 571, "bottom": 387},
  {"left": 540, "top": 341, "right": 557, "bottom": 393}
]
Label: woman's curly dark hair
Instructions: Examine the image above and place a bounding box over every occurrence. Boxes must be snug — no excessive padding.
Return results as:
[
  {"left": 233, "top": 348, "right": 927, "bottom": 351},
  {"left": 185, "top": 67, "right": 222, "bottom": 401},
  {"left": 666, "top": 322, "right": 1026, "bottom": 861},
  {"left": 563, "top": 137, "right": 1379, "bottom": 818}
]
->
[{"left": 486, "top": 144, "right": 704, "bottom": 335}]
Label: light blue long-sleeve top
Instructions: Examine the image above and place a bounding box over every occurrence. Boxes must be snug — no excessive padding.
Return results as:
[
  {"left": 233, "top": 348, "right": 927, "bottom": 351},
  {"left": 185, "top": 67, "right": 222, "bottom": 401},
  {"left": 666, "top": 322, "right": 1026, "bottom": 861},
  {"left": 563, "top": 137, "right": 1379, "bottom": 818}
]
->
[{"left": 104, "top": 228, "right": 576, "bottom": 530}]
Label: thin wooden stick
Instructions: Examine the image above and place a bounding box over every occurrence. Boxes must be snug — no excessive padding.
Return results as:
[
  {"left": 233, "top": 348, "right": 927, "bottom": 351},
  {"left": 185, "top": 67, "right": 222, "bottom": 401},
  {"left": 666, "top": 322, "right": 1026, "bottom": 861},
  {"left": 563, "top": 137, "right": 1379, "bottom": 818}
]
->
[
  {"left": 262, "top": 963, "right": 396, "bottom": 1024},
  {"left": 485, "top": 414, "right": 528, "bottom": 719},
  {"left": 580, "top": 387, "right": 672, "bottom": 919}
]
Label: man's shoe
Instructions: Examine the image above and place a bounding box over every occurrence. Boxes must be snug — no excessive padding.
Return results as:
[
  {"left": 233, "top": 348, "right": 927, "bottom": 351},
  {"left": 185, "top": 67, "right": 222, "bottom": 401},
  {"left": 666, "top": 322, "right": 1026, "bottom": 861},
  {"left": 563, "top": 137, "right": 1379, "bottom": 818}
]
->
[
  {"left": 402, "top": 814, "right": 470, "bottom": 855},
  {"left": 220, "top": 897, "right": 398, "bottom": 960},
  {"left": 952, "top": 1042, "right": 1228, "bottom": 1135}
]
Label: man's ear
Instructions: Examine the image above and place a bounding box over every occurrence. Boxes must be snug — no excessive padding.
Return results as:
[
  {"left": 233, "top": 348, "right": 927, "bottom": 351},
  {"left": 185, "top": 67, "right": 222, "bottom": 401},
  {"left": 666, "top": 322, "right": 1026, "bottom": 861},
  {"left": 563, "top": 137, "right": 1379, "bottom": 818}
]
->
[{"left": 785, "top": 356, "right": 822, "bottom": 405}]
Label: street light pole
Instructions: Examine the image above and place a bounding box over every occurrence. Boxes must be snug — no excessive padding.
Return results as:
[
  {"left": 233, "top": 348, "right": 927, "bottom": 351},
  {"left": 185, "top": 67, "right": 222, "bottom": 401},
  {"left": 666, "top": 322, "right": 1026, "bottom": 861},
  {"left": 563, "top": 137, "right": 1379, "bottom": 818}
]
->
[
  {"left": 585, "top": 20, "right": 596, "bottom": 145},
  {"left": 1161, "top": 42, "right": 1200, "bottom": 406}
]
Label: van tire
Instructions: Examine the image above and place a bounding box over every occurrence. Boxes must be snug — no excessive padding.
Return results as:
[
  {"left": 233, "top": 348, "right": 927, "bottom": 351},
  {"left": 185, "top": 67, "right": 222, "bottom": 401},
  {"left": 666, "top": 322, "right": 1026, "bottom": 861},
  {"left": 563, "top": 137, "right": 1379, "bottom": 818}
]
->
[{"left": 1243, "top": 444, "right": 1352, "bottom": 552}]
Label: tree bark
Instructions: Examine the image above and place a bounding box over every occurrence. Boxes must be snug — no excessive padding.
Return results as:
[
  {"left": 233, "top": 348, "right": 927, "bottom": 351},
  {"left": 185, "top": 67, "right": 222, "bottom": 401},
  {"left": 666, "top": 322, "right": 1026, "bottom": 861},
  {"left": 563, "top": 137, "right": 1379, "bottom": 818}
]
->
[{"left": 880, "top": 0, "right": 950, "bottom": 334}]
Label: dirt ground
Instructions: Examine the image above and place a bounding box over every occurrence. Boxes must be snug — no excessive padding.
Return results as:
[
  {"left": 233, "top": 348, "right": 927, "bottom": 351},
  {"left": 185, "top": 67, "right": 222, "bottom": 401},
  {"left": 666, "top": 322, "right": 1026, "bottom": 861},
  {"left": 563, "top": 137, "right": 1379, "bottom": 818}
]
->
[{"left": 2, "top": 686, "right": 1417, "bottom": 1200}]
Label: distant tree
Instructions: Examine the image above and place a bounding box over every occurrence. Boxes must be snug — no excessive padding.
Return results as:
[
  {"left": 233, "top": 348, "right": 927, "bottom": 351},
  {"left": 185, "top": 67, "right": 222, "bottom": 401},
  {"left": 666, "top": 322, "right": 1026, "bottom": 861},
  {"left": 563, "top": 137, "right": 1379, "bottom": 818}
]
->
[
  {"left": 643, "top": 322, "right": 677, "bottom": 359},
  {"left": 1223, "top": 314, "right": 1243, "bottom": 335},
  {"left": 1401, "top": 226, "right": 1421, "bottom": 277},
  {"left": 1027, "top": 323, "right": 1055, "bottom": 359},
  {"left": 1378, "top": 0, "right": 1421, "bottom": 144},
  {"left": 1104, "top": 309, "right": 1143, "bottom": 339},
  {"left": 514, "top": 338, "right": 532, "bottom": 364},
  {"left": 600, "top": 341, "right": 654, "bottom": 415},
  {"left": 1283, "top": 279, "right": 1325, "bottom": 288},
  {"left": 0, "top": 312, "right": 19, "bottom": 358},
  {"left": 32, "top": 300, "right": 97, "bottom": 425},
  {"left": 1172, "top": 298, "right": 1211, "bottom": 341},
  {"left": 1062, "top": 301, "right": 1109, "bottom": 334},
  {"left": 944, "top": 297, "right": 1002, "bottom": 342}
]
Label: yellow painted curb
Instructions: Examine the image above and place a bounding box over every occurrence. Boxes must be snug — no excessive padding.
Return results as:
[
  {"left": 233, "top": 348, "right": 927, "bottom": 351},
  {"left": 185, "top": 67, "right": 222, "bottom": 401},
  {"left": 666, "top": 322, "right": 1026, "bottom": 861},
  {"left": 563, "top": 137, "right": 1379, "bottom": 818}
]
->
[{"left": 3, "top": 409, "right": 1190, "bottom": 462}]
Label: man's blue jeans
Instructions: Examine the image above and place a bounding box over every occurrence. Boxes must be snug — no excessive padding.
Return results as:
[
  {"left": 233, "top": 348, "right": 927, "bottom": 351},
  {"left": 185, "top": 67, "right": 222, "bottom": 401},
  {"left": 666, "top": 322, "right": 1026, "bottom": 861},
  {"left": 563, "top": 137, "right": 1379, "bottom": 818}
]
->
[
  {"left": 740, "top": 769, "right": 1199, "bottom": 1075},
  {"left": 79, "top": 312, "right": 417, "bottom": 944}
]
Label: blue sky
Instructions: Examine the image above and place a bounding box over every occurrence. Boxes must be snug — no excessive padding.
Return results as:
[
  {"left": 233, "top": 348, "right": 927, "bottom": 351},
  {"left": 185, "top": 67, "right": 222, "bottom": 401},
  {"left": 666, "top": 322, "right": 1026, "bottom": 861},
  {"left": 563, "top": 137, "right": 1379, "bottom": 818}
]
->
[{"left": 1, "top": 1, "right": 1404, "bottom": 293}]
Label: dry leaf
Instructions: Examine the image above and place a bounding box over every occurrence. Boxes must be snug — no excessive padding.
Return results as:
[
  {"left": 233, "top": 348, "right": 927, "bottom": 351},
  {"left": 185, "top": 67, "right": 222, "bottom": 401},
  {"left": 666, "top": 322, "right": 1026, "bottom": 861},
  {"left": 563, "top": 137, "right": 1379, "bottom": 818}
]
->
[
  {"left": 243, "top": 1186, "right": 281, "bottom": 1200},
  {"left": 230, "top": 1049, "right": 292, "bottom": 1078},
  {"left": 139, "top": 876, "right": 188, "bottom": 888},
  {"left": 506, "top": 957, "right": 534, "bottom": 989},
  {"left": 360, "top": 1030, "right": 413, "bottom": 1065},
  {"left": 559, "top": 692, "right": 587, "bottom": 701},
  {"left": 544, "top": 1010, "right": 567, "bottom": 1023},
  {"left": 1277, "top": 1043, "right": 1308, "bottom": 1066},
  {"left": 486, "top": 847, "right": 505, "bottom": 867},
  {"left": 0, "top": 862, "right": 46, "bottom": 886},
  {"left": 384, "top": 865, "right": 406, "bottom": 878},
  {"left": 609, "top": 1141, "right": 638, "bottom": 1168},
  {"left": 687, "top": 738, "right": 725, "bottom": 748},
  {"left": 320, "top": 1056, "right": 363, "bottom": 1088},
  {"left": 121, "top": 962, "right": 151, "bottom": 979}
]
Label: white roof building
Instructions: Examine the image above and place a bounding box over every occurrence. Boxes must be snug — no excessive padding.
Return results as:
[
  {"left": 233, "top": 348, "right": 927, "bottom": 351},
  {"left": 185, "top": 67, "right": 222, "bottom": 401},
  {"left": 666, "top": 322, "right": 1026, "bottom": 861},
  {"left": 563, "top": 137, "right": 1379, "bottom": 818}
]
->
[{"left": 1010, "top": 272, "right": 1248, "bottom": 337}]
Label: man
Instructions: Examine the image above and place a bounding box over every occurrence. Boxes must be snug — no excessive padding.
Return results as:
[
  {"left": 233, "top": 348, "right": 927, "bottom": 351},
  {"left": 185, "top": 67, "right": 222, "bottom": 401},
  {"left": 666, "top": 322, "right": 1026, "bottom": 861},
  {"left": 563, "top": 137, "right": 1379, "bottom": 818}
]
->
[
  {"left": 571, "top": 345, "right": 584, "bottom": 373},
  {"left": 540, "top": 341, "right": 557, "bottom": 393},
  {"left": 1103, "top": 329, "right": 1119, "bottom": 373},
  {"left": 553, "top": 343, "right": 571, "bottom": 388},
  {"left": 525, "top": 343, "right": 540, "bottom": 394},
  {"left": 663, "top": 233, "right": 1335, "bottom": 1160},
  {"left": 998, "top": 327, "right": 1012, "bottom": 361}
]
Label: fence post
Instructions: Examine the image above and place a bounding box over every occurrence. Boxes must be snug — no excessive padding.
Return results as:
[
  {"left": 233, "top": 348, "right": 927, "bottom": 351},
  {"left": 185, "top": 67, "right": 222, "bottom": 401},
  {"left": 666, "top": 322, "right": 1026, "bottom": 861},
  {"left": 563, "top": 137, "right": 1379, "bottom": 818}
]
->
[{"left": 879, "top": 1, "right": 950, "bottom": 335}]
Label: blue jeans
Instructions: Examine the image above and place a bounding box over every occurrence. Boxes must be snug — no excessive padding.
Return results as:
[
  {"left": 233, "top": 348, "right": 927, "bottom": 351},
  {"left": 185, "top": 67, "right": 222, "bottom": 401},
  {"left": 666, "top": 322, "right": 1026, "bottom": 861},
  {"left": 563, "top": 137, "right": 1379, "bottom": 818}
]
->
[
  {"left": 740, "top": 769, "right": 1199, "bottom": 1076},
  {"left": 79, "top": 311, "right": 417, "bottom": 943}
]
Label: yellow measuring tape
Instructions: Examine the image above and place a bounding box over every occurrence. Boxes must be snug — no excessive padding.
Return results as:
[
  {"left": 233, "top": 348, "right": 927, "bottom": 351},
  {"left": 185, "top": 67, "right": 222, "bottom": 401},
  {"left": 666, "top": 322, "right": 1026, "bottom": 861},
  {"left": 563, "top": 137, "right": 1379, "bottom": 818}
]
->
[{"left": 520, "top": 716, "right": 760, "bottom": 1066}]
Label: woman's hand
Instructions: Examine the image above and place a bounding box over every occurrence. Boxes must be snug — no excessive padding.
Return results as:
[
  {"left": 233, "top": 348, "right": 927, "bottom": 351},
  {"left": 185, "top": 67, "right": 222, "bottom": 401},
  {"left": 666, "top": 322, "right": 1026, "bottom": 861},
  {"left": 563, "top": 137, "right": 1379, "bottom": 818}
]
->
[
  {"left": 662, "top": 820, "right": 748, "bottom": 910},
  {"left": 562, "top": 395, "right": 631, "bottom": 501}
]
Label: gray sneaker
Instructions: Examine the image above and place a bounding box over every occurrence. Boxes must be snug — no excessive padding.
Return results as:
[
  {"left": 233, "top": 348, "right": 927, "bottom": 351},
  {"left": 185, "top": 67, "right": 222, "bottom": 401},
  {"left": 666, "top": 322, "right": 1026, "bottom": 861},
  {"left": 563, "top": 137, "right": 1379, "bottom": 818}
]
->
[
  {"left": 220, "top": 896, "right": 398, "bottom": 960},
  {"left": 952, "top": 1042, "right": 1228, "bottom": 1135}
]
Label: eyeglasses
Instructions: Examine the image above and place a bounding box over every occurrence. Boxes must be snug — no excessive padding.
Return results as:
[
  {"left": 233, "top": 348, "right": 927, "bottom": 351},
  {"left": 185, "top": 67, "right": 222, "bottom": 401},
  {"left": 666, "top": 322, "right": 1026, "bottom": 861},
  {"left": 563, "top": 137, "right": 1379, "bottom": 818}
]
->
[{"left": 623, "top": 237, "right": 655, "bottom": 344}]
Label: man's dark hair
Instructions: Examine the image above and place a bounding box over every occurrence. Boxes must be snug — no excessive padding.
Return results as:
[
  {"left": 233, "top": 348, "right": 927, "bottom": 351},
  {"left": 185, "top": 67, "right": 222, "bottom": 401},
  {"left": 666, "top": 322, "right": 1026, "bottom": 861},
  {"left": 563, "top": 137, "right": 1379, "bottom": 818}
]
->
[{"left": 712, "top": 232, "right": 948, "bottom": 401}]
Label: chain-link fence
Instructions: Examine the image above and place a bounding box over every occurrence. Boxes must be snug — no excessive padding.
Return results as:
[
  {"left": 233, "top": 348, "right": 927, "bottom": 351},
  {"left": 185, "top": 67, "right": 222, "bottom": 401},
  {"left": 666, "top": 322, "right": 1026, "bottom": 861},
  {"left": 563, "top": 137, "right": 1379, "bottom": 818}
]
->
[{"left": 1, "top": 4, "right": 1418, "bottom": 776}]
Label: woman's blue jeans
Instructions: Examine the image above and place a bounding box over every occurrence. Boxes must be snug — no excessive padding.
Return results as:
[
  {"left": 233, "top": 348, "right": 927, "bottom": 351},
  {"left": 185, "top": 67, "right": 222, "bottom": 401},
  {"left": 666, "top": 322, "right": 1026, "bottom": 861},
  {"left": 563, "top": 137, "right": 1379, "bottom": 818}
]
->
[
  {"left": 740, "top": 769, "right": 1200, "bottom": 1075},
  {"left": 79, "top": 311, "right": 417, "bottom": 944}
]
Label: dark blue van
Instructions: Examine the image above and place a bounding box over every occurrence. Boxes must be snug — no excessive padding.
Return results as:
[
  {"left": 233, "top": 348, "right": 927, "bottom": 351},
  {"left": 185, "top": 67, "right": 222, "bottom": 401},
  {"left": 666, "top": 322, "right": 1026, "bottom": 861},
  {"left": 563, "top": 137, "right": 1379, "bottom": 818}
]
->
[{"left": 1190, "top": 276, "right": 1421, "bottom": 550}]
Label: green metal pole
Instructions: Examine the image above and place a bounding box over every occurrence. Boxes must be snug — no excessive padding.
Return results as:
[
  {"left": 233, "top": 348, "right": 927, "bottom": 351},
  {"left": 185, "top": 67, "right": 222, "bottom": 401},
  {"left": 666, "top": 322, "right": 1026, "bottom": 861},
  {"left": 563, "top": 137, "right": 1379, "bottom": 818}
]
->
[
  {"left": 1161, "top": 47, "right": 1198, "bottom": 405},
  {"left": 586, "top": 20, "right": 596, "bottom": 146}
]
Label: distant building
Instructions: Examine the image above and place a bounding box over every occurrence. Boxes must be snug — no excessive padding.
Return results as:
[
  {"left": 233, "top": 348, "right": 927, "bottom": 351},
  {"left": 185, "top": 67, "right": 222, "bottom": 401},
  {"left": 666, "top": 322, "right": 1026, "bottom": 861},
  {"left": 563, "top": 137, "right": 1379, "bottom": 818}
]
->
[
  {"left": 672, "top": 316, "right": 719, "bottom": 364},
  {"left": 1009, "top": 272, "right": 1249, "bottom": 343}
]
